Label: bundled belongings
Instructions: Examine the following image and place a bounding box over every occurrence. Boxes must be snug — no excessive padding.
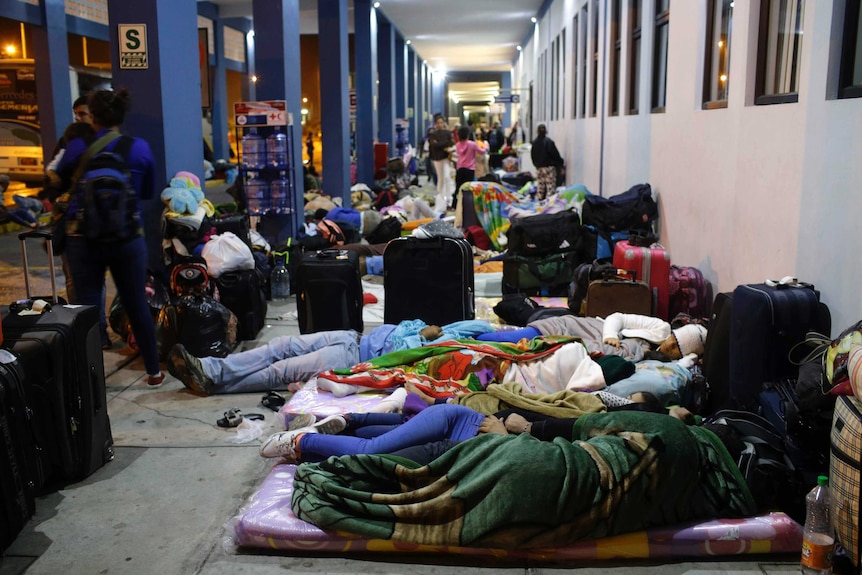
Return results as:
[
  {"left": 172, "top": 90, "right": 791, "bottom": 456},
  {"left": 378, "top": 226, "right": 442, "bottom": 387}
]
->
[
  {"left": 156, "top": 293, "right": 237, "bottom": 360},
  {"left": 503, "top": 210, "right": 582, "bottom": 297},
  {"left": 581, "top": 183, "right": 658, "bottom": 260}
]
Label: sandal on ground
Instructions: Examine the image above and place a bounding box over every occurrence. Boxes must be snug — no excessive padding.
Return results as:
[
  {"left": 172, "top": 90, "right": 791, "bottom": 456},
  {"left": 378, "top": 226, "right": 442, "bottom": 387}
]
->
[
  {"left": 217, "top": 408, "right": 244, "bottom": 428},
  {"left": 260, "top": 391, "right": 286, "bottom": 412},
  {"left": 244, "top": 413, "right": 265, "bottom": 421}
]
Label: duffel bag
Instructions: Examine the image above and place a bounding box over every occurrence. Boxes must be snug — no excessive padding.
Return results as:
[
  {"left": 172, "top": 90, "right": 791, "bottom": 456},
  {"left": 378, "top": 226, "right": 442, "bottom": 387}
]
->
[
  {"left": 503, "top": 251, "right": 579, "bottom": 291},
  {"left": 581, "top": 183, "right": 658, "bottom": 232},
  {"left": 506, "top": 210, "right": 581, "bottom": 257}
]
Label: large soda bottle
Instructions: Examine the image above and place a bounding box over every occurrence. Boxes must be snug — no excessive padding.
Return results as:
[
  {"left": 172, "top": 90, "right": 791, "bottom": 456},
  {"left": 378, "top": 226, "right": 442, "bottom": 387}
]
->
[
  {"left": 241, "top": 129, "right": 266, "bottom": 170},
  {"left": 266, "top": 128, "right": 288, "bottom": 169},
  {"left": 801, "top": 475, "right": 835, "bottom": 575}
]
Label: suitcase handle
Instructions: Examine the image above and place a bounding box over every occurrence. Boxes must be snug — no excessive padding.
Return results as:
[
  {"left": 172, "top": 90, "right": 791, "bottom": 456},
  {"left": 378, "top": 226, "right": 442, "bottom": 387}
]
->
[{"left": 17, "top": 230, "right": 59, "bottom": 304}]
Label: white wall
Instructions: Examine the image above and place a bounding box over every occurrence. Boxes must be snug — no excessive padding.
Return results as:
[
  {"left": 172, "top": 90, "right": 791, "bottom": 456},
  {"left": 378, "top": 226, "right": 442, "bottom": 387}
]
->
[{"left": 521, "top": 0, "right": 862, "bottom": 335}]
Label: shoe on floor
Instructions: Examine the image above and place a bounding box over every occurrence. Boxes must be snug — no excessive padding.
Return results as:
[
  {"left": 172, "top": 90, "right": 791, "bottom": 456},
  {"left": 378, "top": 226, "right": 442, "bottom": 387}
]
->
[
  {"left": 147, "top": 371, "right": 166, "bottom": 388},
  {"left": 287, "top": 413, "right": 316, "bottom": 431},
  {"left": 313, "top": 414, "right": 347, "bottom": 435},
  {"left": 166, "top": 343, "right": 213, "bottom": 396},
  {"left": 259, "top": 427, "right": 318, "bottom": 460}
]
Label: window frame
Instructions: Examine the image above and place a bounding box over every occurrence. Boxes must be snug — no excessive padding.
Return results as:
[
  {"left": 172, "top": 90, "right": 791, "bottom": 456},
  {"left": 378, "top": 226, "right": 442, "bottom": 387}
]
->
[
  {"left": 573, "top": 14, "right": 580, "bottom": 118},
  {"left": 839, "top": 0, "right": 862, "bottom": 99},
  {"left": 651, "top": 0, "right": 670, "bottom": 113},
  {"left": 590, "top": 0, "right": 599, "bottom": 117},
  {"left": 754, "top": 0, "right": 804, "bottom": 106},
  {"left": 581, "top": 6, "right": 589, "bottom": 118},
  {"left": 609, "top": 0, "right": 622, "bottom": 116},
  {"left": 702, "top": 0, "right": 733, "bottom": 109},
  {"left": 628, "top": 0, "right": 642, "bottom": 114}
]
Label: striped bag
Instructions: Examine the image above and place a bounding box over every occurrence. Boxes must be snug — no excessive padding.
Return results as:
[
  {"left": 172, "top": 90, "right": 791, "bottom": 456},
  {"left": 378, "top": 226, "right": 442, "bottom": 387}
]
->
[{"left": 830, "top": 394, "right": 862, "bottom": 567}]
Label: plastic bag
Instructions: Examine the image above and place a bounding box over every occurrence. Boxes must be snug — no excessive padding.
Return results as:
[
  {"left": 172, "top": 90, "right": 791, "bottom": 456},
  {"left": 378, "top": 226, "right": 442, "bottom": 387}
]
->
[
  {"left": 230, "top": 417, "right": 265, "bottom": 444},
  {"left": 202, "top": 231, "right": 254, "bottom": 278}
]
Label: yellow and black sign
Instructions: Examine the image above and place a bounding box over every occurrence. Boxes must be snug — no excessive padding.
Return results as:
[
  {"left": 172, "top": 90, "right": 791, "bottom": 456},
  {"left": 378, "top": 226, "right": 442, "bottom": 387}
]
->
[{"left": 119, "top": 24, "right": 148, "bottom": 70}]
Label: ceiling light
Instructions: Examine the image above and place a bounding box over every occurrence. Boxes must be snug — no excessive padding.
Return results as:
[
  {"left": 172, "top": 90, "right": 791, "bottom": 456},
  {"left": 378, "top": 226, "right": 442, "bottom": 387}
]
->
[
  {"left": 516, "top": 45, "right": 522, "bottom": 51},
  {"left": 406, "top": 40, "right": 411, "bottom": 45},
  {"left": 250, "top": 75, "right": 258, "bottom": 83},
  {"left": 531, "top": 17, "right": 537, "bottom": 23},
  {"left": 373, "top": 1, "right": 380, "bottom": 7}
]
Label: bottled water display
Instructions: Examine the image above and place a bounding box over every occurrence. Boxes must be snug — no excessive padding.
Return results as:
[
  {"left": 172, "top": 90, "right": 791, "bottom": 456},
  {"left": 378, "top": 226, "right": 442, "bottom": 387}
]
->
[
  {"left": 241, "top": 129, "right": 266, "bottom": 170},
  {"left": 266, "top": 129, "right": 288, "bottom": 169}
]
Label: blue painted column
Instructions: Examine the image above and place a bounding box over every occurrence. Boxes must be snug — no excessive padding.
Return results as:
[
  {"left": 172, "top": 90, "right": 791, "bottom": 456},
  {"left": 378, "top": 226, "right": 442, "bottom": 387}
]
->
[
  {"left": 108, "top": 0, "right": 203, "bottom": 278},
  {"left": 420, "top": 62, "right": 428, "bottom": 130},
  {"left": 431, "top": 69, "right": 446, "bottom": 120},
  {"left": 318, "top": 0, "right": 350, "bottom": 205},
  {"left": 354, "top": 0, "right": 377, "bottom": 186},
  {"left": 394, "top": 34, "right": 406, "bottom": 121},
  {"left": 210, "top": 18, "right": 230, "bottom": 161},
  {"left": 377, "top": 17, "right": 395, "bottom": 149},
  {"left": 252, "top": 0, "right": 303, "bottom": 241},
  {"left": 501, "top": 70, "right": 512, "bottom": 130},
  {"left": 31, "top": 0, "right": 72, "bottom": 156},
  {"left": 407, "top": 47, "right": 417, "bottom": 148}
]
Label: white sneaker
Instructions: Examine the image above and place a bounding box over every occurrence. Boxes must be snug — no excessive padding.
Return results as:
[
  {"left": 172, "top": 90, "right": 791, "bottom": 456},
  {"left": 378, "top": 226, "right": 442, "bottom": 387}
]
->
[
  {"left": 313, "top": 414, "right": 347, "bottom": 434},
  {"left": 259, "top": 427, "right": 318, "bottom": 460}
]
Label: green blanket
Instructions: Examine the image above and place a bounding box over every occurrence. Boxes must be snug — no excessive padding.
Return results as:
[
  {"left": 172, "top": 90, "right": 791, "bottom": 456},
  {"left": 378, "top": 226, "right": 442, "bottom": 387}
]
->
[{"left": 291, "top": 411, "right": 756, "bottom": 549}]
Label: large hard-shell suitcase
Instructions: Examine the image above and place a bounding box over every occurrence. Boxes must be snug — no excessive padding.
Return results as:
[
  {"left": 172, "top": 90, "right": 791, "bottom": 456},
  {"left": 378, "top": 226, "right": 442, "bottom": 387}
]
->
[
  {"left": 830, "top": 395, "right": 862, "bottom": 568},
  {"left": 1, "top": 231, "right": 113, "bottom": 485},
  {"left": 295, "top": 249, "right": 363, "bottom": 334},
  {"left": 215, "top": 269, "right": 267, "bottom": 341},
  {"left": 0, "top": 349, "right": 36, "bottom": 553},
  {"left": 612, "top": 240, "right": 671, "bottom": 319},
  {"left": 729, "top": 282, "right": 830, "bottom": 410},
  {"left": 383, "top": 237, "right": 474, "bottom": 326},
  {"left": 583, "top": 272, "right": 652, "bottom": 319}
]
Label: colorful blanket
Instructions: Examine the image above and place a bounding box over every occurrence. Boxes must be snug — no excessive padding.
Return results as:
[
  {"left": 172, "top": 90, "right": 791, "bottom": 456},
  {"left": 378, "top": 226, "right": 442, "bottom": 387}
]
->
[
  {"left": 291, "top": 411, "right": 757, "bottom": 549},
  {"left": 316, "top": 336, "right": 579, "bottom": 398}
]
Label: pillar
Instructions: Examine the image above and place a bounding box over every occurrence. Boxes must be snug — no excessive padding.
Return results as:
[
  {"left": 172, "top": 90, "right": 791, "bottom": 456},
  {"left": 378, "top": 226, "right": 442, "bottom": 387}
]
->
[
  {"left": 377, "top": 17, "right": 395, "bottom": 148},
  {"left": 318, "top": 0, "right": 350, "bottom": 204},
  {"left": 354, "top": 0, "right": 378, "bottom": 186}
]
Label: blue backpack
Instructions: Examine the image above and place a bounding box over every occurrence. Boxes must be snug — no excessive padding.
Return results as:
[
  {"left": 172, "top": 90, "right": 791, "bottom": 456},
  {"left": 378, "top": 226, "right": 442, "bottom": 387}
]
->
[{"left": 78, "top": 134, "right": 140, "bottom": 243}]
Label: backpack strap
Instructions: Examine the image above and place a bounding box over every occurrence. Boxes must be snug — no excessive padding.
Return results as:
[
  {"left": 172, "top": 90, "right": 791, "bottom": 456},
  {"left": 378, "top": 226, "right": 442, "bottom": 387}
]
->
[{"left": 109, "top": 135, "right": 135, "bottom": 165}]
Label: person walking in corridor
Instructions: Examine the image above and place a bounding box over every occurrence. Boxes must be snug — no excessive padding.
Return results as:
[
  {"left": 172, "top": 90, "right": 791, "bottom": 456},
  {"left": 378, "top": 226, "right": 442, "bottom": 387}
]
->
[{"left": 530, "top": 124, "right": 564, "bottom": 201}]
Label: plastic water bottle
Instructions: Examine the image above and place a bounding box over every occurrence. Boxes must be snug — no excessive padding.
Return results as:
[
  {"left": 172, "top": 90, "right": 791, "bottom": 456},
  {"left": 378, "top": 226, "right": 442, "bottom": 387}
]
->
[
  {"left": 801, "top": 475, "right": 835, "bottom": 575},
  {"left": 266, "top": 129, "right": 288, "bottom": 169},
  {"left": 270, "top": 173, "right": 288, "bottom": 214},
  {"left": 245, "top": 176, "right": 269, "bottom": 215},
  {"left": 241, "top": 129, "right": 266, "bottom": 170},
  {"left": 270, "top": 253, "right": 290, "bottom": 301}
]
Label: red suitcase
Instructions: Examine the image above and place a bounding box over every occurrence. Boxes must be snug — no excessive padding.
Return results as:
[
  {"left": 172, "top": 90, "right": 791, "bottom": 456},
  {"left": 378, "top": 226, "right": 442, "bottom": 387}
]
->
[{"left": 612, "top": 240, "right": 671, "bottom": 319}]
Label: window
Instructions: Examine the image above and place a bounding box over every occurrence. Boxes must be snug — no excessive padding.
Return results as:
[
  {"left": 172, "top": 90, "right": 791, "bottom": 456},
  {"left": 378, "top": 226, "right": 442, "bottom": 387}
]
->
[
  {"left": 839, "top": 0, "right": 862, "bottom": 99},
  {"left": 581, "top": 6, "right": 589, "bottom": 118},
  {"left": 628, "top": 0, "right": 642, "bottom": 114},
  {"left": 551, "top": 39, "right": 557, "bottom": 120},
  {"left": 590, "top": 0, "right": 599, "bottom": 117},
  {"left": 703, "top": 0, "right": 733, "bottom": 108},
  {"left": 560, "top": 29, "right": 566, "bottom": 119},
  {"left": 651, "top": 0, "right": 670, "bottom": 112},
  {"left": 755, "top": 0, "right": 804, "bottom": 105},
  {"left": 572, "top": 15, "right": 580, "bottom": 118},
  {"left": 609, "top": 0, "right": 622, "bottom": 116}
]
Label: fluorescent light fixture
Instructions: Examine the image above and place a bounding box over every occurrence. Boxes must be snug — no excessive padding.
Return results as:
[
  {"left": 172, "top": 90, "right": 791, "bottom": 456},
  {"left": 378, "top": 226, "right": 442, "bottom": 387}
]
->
[{"left": 301, "top": 108, "right": 309, "bottom": 115}]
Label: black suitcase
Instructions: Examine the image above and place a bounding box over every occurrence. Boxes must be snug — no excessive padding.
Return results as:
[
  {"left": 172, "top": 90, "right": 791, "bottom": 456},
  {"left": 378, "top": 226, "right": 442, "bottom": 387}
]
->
[
  {"left": 702, "top": 291, "right": 733, "bottom": 412},
  {"left": 730, "top": 282, "right": 831, "bottom": 410},
  {"left": 0, "top": 349, "right": 37, "bottom": 553},
  {"left": 1, "top": 231, "right": 113, "bottom": 485},
  {"left": 383, "top": 237, "right": 474, "bottom": 326},
  {"left": 211, "top": 213, "right": 252, "bottom": 248},
  {"left": 295, "top": 249, "right": 363, "bottom": 334},
  {"left": 215, "top": 269, "right": 267, "bottom": 341}
]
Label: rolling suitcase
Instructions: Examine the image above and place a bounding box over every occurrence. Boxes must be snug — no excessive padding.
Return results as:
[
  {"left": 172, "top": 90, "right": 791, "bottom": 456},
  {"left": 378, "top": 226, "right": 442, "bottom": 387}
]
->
[
  {"left": 295, "top": 249, "right": 363, "bottom": 334},
  {"left": 830, "top": 395, "right": 862, "bottom": 568},
  {"left": 702, "top": 291, "right": 733, "bottom": 412},
  {"left": 383, "top": 236, "right": 474, "bottom": 326},
  {"left": 0, "top": 349, "right": 37, "bottom": 553},
  {"left": 668, "top": 265, "right": 713, "bottom": 320},
  {"left": 1, "top": 230, "right": 113, "bottom": 486},
  {"left": 729, "top": 281, "right": 831, "bottom": 410},
  {"left": 583, "top": 269, "right": 652, "bottom": 319},
  {"left": 612, "top": 239, "right": 670, "bottom": 319},
  {"left": 215, "top": 269, "right": 267, "bottom": 341}
]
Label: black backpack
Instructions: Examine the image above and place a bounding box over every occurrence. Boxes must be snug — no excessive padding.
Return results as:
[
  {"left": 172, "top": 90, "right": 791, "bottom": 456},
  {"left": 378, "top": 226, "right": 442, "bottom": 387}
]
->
[
  {"left": 581, "top": 183, "right": 658, "bottom": 233},
  {"left": 365, "top": 216, "right": 402, "bottom": 245},
  {"left": 78, "top": 135, "right": 139, "bottom": 243}
]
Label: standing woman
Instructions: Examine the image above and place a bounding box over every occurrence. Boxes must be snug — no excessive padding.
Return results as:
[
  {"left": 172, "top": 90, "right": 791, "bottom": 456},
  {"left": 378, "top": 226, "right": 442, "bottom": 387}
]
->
[
  {"left": 55, "top": 88, "right": 165, "bottom": 387},
  {"left": 530, "top": 124, "right": 564, "bottom": 201},
  {"left": 427, "top": 114, "right": 455, "bottom": 210}
]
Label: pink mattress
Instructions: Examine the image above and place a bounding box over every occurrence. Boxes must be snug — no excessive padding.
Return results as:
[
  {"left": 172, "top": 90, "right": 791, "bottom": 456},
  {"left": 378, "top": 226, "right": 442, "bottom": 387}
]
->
[
  {"left": 279, "top": 379, "right": 388, "bottom": 429},
  {"left": 233, "top": 463, "right": 803, "bottom": 559}
]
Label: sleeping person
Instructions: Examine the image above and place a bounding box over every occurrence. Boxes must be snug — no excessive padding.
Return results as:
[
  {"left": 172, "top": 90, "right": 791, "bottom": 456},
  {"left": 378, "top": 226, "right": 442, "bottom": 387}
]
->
[{"left": 477, "top": 311, "right": 707, "bottom": 364}]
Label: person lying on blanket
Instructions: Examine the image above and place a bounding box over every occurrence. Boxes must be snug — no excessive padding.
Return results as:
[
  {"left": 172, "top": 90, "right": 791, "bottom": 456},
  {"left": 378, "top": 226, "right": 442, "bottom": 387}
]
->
[
  {"left": 259, "top": 391, "right": 695, "bottom": 465},
  {"left": 287, "top": 408, "right": 759, "bottom": 549},
  {"left": 165, "top": 320, "right": 494, "bottom": 395},
  {"left": 477, "top": 311, "right": 707, "bottom": 364}
]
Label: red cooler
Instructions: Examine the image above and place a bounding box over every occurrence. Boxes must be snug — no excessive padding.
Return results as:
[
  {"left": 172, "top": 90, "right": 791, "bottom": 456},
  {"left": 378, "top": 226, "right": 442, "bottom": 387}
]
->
[{"left": 612, "top": 240, "right": 671, "bottom": 319}]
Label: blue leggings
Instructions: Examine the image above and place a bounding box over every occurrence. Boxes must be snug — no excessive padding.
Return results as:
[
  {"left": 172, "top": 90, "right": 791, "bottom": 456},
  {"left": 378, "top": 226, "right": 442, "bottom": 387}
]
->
[
  {"left": 298, "top": 403, "right": 485, "bottom": 462},
  {"left": 476, "top": 326, "right": 541, "bottom": 343}
]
